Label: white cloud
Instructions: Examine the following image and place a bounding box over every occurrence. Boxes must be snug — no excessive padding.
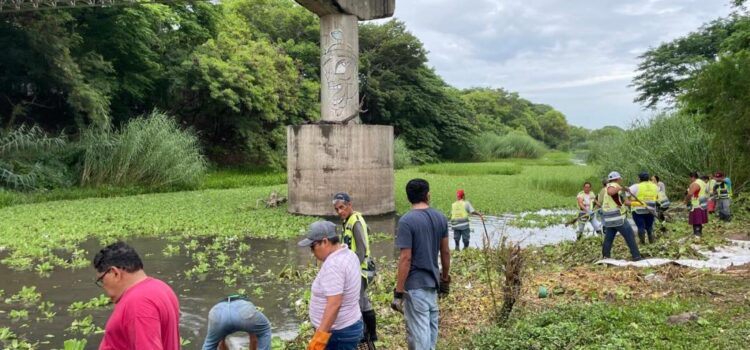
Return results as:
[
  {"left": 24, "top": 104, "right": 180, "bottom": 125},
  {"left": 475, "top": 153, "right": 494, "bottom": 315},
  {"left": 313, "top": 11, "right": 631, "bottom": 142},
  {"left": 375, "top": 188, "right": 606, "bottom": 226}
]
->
[{"left": 390, "top": 0, "right": 733, "bottom": 128}]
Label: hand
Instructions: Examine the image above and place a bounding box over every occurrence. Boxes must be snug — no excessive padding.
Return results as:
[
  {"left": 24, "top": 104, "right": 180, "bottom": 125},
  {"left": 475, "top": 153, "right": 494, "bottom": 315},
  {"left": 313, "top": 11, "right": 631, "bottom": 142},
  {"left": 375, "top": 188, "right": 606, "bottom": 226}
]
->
[
  {"left": 439, "top": 276, "right": 451, "bottom": 297},
  {"left": 307, "top": 330, "right": 331, "bottom": 350},
  {"left": 391, "top": 289, "right": 405, "bottom": 314}
]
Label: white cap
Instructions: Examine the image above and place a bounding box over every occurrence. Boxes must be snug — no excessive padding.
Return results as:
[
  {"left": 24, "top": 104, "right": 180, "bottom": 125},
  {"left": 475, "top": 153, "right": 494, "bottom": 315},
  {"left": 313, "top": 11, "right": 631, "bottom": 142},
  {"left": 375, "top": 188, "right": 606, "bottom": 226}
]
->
[{"left": 607, "top": 171, "right": 622, "bottom": 181}]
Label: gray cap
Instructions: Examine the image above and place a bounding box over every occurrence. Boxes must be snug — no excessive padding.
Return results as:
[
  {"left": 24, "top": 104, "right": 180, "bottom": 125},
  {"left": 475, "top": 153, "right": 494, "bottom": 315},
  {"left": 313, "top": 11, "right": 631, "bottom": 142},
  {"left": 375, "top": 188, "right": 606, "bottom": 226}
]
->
[
  {"left": 332, "top": 192, "right": 351, "bottom": 203},
  {"left": 297, "top": 220, "right": 338, "bottom": 247},
  {"left": 607, "top": 171, "right": 622, "bottom": 181}
]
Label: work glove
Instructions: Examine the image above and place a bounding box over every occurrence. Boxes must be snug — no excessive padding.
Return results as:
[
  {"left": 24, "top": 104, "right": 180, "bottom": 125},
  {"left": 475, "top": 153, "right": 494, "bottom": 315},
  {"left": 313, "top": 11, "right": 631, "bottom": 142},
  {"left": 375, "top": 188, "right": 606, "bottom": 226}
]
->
[
  {"left": 390, "top": 289, "right": 405, "bottom": 314},
  {"left": 307, "top": 330, "right": 331, "bottom": 350},
  {"left": 439, "top": 276, "right": 451, "bottom": 297}
]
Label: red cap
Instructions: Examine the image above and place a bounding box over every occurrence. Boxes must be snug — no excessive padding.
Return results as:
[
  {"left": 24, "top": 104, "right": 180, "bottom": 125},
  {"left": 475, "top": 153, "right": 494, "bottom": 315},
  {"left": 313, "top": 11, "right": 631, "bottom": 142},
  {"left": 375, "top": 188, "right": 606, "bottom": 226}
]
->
[
  {"left": 714, "top": 171, "right": 724, "bottom": 178},
  {"left": 456, "top": 189, "right": 465, "bottom": 199}
]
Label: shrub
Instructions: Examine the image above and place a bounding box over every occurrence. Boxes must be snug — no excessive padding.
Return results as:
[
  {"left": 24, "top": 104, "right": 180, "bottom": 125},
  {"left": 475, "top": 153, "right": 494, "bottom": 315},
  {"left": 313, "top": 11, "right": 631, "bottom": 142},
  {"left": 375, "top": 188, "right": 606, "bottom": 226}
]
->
[
  {"left": 80, "top": 110, "right": 207, "bottom": 189},
  {"left": 0, "top": 125, "right": 71, "bottom": 190},
  {"left": 475, "top": 132, "right": 547, "bottom": 160},
  {"left": 588, "top": 112, "right": 711, "bottom": 196},
  {"left": 393, "top": 137, "right": 415, "bottom": 169}
]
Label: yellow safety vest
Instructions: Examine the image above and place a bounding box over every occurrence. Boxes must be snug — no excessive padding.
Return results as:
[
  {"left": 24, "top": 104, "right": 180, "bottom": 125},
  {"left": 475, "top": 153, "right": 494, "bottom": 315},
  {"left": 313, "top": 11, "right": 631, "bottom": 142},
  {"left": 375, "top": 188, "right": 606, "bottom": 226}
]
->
[
  {"left": 342, "top": 211, "right": 371, "bottom": 274},
  {"left": 631, "top": 181, "right": 659, "bottom": 213},
  {"left": 451, "top": 200, "right": 470, "bottom": 222},
  {"left": 688, "top": 179, "right": 708, "bottom": 210},
  {"left": 601, "top": 182, "right": 627, "bottom": 227},
  {"left": 715, "top": 180, "right": 732, "bottom": 199}
]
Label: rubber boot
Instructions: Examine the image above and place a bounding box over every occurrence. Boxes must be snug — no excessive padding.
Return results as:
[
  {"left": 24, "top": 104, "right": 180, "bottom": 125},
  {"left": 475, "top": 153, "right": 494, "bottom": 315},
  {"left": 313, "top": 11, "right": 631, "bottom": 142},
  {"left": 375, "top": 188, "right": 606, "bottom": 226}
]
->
[
  {"left": 638, "top": 232, "right": 646, "bottom": 245},
  {"left": 454, "top": 240, "right": 461, "bottom": 251},
  {"left": 463, "top": 239, "right": 470, "bottom": 250},
  {"left": 693, "top": 225, "right": 701, "bottom": 236},
  {"left": 363, "top": 309, "right": 378, "bottom": 342}
]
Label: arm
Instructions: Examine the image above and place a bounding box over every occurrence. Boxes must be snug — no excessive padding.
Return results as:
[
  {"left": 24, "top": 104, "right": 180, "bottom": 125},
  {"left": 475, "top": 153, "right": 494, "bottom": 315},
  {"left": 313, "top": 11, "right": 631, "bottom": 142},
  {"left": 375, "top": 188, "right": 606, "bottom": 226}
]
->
[
  {"left": 684, "top": 183, "right": 699, "bottom": 203},
  {"left": 352, "top": 222, "right": 366, "bottom": 263},
  {"left": 440, "top": 237, "right": 450, "bottom": 281},
  {"left": 395, "top": 248, "right": 412, "bottom": 293},
  {"left": 129, "top": 316, "right": 165, "bottom": 350},
  {"left": 249, "top": 334, "right": 258, "bottom": 350},
  {"left": 316, "top": 294, "right": 343, "bottom": 333},
  {"left": 577, "top": 196, "right": 586, "bottom": 211}
]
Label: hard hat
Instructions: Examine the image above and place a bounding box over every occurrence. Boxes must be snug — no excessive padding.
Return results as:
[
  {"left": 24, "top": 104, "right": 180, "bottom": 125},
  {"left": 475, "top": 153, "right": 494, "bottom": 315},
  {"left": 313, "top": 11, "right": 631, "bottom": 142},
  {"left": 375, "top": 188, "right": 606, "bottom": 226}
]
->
[{"left": 607, "top": 171, "right": 621, "bottom": 181}]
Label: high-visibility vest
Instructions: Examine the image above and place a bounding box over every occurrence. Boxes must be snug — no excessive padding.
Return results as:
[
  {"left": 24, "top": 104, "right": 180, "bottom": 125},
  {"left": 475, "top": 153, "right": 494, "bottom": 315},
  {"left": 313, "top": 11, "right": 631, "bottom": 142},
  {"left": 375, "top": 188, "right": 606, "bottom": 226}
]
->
[
  {"left": 631, "top": 181, "right": 659, "bottom": 214},
  {"left": 688, "top": 179, "right": 708, "bottom": 210},
  {"left": 451, "top": 200, "right": 470, "bottom": 223},
  {"left": 708, "top": 179, "right": 717, "bottom": 195},
  {"left": 601, "top": 182, "right": 627, "bottom": 227},
  {"left": 342, "top": 211, "right": 371, "bottom": 275},
  {"left": 715, "top": 179, "right": 733, "bottom": 199}
]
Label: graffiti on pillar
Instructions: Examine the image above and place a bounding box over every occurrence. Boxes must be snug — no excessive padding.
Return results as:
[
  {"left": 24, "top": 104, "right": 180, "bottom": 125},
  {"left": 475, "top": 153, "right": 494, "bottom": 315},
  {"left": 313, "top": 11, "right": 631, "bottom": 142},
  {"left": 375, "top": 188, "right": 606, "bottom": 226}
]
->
[{"left": 323, "top": 29, "right": 357, "bottom": 119}]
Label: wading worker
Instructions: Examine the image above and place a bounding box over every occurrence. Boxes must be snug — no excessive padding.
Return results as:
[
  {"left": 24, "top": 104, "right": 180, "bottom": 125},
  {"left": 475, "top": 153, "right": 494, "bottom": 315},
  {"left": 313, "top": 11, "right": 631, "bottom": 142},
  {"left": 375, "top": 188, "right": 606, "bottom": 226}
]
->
[
  {"left": 202, "top": 295, "right": 272, "bottom": 350},
  {"left": 298, "top": 220, "right": 363, "bottom": 350},
  {"left": 713, "top": 171, "right": 732, "bottom": 222},
  {"left": 391, "top": 179, "right": 451, "bottom": 350},
  {"left": 93, "top": 242, "right": 180, "bottom": 350},
  {"left": 576, "top": 182, "right": 603, "bottom": 239},
  {"left": 685, "top": 172, "right": 709, "bottom": 237},
  {"left": 332, "top": 192, "right": 378, "bottom": 347},
  {"left": 450, "top": 189, "right": 481, "bottom": 250},
  {"left": 629, "top": 172, "right": 659, "bottom": 245},
  {"left": 600, "top": 172, "right": 642, "bottom": 261}
]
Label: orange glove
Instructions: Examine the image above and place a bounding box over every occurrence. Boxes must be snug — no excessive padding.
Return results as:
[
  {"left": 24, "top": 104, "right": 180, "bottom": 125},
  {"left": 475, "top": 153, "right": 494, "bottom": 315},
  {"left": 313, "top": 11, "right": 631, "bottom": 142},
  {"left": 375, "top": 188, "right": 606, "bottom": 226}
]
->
[{"left": 307, "top": 330, "right": 331, "bottom": 350}]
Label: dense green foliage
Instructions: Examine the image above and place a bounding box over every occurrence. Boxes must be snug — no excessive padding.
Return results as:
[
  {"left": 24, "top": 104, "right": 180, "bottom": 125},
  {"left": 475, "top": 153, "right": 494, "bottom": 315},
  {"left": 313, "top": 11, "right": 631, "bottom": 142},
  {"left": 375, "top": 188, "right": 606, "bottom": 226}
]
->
[
  {"left": 0, "top": 0, "right": 580, "bottom": 181},
  {"left": 393, "top": 137, "right": 415, "bottom": 169},
  {"left": 0, "top": 125, "right": 69, "bottom": 190},
  {"left": 631, "top": 1, "right": 750, "bottom": 189},
  {"left": 588, "top": 113, "right": 711, "bottom": 194}
]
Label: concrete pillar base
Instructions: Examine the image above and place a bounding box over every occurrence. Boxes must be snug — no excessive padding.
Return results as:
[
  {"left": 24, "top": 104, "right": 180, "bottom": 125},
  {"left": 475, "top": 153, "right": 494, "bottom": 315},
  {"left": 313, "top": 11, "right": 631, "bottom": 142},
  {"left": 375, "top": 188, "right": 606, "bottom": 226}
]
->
[{"left": 287, "top": 124, "right": 395, "bottom": 216}]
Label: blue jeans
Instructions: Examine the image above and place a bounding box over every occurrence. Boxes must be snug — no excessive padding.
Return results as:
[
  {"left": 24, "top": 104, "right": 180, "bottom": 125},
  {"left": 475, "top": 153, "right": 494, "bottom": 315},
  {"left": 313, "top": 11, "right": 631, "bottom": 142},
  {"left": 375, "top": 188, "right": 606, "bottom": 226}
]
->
[
  {"left": 602, "top": 222, "right": 641, "bottom": 260},
  {"left": 632, "top": 212, "right": 655, "bottom": 244},
  {"left": 404, "top": 288, "right": 438, "bottom": 350},
  {"left": 202, "top": 300, "right": 272, "bottom": 350},
  {"left": 453, "top": 228, "right": 470, "bottom": 250},
  {"left": 326, "top": 319, "right": 363, "bottom": 350}
]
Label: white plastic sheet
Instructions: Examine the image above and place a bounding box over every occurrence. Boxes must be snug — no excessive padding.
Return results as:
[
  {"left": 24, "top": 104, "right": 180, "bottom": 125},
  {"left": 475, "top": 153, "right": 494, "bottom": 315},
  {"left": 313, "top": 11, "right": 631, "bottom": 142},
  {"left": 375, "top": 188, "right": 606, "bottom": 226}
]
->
[{"left": 596, "top": 240, "right": 750, "bottom": 270}]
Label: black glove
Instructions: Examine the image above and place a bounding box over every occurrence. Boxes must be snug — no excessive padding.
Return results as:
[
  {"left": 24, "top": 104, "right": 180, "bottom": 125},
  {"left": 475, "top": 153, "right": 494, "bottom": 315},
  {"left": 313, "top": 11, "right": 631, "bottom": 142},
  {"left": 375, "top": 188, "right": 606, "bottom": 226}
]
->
[
  {"left": 390, "top": 289, "right": 404, "bottom": 314},
  {"left": 439, "top": 276, "right": 451, "bottom": 297}
]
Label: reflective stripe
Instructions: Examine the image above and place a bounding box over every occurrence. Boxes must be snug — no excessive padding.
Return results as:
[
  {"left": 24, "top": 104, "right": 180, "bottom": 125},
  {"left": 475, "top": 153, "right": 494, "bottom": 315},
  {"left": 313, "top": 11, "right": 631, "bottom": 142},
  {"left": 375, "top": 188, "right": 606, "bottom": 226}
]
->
[{"left": 342, "top": 211, "right": 371, "bottom": 276}]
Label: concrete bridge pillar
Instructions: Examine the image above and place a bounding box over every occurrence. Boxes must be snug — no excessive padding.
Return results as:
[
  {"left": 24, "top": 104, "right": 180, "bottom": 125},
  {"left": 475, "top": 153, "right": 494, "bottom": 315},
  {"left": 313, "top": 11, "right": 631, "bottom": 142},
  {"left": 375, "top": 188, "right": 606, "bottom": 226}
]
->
[{"left": 288, "top": 0, "right": 396, "bottom": 216}]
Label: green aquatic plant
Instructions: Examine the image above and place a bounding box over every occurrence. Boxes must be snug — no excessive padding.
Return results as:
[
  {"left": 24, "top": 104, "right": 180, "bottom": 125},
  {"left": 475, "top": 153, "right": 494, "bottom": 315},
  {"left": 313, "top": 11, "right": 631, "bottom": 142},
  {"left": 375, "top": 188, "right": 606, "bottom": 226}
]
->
[
  {"left": 9, "top": 309, "right": 29, "bottom": 321},
  {"left": 63, "top": 339, "right": 87, "bottom": 350},
  {"left": 66, "top": 315, "right": 103, "bottom": 336},
  {"left": 6, "top": 286, "right": 41, "bottom": 305}
]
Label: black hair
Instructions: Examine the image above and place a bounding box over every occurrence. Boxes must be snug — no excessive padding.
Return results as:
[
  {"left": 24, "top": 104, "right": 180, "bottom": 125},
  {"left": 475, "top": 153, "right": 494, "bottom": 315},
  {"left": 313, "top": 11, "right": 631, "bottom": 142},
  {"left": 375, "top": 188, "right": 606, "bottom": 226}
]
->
[
  {"left": 327, "top": 236, "right": 341, "bottom": 245},
  {"left": 92, "top": 241, "right": 144, "bottom": 273},
  {"left": 689, "top": 171, "right": 699, "bottom": 179},
  {"left": 701, "top": 175, "right": 709, "bottom": 181},
  {"left": 583, "top": 181, "right": 592, "bottom": 187},
  {"left": 601, "top": 177, "right": 608, "bottom": 186},
  {"left": 639, "top": 173, "right": 650, "bottom": 182},
  {"left": 653, "top": 175, "right": 660, "bottom": 182},
  {"left": 406, "top": 178, "right": 430, "bottom": 204}
]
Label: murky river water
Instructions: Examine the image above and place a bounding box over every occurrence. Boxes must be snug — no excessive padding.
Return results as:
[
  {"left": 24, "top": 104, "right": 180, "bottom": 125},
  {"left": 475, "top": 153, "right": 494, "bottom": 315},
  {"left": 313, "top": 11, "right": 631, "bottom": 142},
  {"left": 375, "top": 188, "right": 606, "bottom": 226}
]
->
[{"left": 0, "top": 211, "right": 579, "bottom": 348}]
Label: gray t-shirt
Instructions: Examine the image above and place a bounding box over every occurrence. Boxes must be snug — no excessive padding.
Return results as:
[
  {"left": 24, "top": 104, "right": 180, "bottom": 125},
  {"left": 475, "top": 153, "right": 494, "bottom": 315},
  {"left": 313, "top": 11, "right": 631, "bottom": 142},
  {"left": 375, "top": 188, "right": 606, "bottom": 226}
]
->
[{"left": 395, "top": 208, "right": 449, "bottom": 291}]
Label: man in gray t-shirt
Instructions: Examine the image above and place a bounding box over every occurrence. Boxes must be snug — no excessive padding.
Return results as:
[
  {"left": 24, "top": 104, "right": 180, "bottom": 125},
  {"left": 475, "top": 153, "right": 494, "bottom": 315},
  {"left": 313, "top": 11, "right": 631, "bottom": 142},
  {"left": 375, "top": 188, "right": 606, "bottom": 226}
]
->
[{"left": 391, "top": 179, "right": 451, "bottom": 350}]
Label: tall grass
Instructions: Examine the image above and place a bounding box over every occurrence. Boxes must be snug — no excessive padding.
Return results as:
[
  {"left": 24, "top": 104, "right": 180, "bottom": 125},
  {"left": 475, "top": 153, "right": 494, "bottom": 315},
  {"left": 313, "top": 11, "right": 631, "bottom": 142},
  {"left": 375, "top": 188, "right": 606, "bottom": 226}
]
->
[
  {"left": 588, "top": 112, "right": 710, "bottom": 195},
  {"left": 419, "top": 162, "right": 523, "bottom": 176},
  {"left": 0, "top": 125, "right": 71, "bottom": 190},
  {"left": 475, "top": 132, "right": 547, "bottom": 160},
  {"left": 80, "top": 110, "right": 207, "bottom": 189},
  {"left": 393, "top": 137, "right": 415, "bottom": 169}
]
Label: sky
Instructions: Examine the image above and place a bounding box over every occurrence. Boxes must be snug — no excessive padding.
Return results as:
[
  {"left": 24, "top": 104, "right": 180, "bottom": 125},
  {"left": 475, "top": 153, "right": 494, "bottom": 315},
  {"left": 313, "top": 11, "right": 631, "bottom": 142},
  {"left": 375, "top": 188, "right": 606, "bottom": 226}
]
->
[{"left": 385, "top": 0, "right": 734, "bottom": 129}]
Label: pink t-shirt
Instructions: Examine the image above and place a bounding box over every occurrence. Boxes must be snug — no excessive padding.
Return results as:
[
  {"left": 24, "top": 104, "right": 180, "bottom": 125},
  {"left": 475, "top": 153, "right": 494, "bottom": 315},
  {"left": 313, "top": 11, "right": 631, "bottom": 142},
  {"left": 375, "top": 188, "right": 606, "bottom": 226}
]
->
[
  {"left": 309, "top": 245, "right": 361, "bottom": 330},
  {"left": 99, "top": 277, "right": 181, "bottom": 350}
]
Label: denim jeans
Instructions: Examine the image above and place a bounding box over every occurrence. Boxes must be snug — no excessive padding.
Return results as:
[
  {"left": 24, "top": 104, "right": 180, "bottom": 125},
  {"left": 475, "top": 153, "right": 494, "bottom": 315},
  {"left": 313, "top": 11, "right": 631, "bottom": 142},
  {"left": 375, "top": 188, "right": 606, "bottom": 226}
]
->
[
  {"left": 326, "top": 319, "right": 363, "bottom": 350},
  {"left": 202, "top": 300, "right": 272, "bottom": 350},
  {"left": 404, "top": 288, "right": 438, "bottom": 350},
  {"left": 602, "top": 222, "right": 641, "bottom": 260},
  {"left": 632, "top": 212, "right": 655, "bottom": 244}
]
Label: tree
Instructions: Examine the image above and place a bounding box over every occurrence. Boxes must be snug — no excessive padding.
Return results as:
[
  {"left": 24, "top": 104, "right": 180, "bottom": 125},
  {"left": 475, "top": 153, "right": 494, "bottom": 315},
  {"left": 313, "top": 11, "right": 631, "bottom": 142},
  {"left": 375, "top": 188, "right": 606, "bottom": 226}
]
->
[
  {"left": 537, "top": 110, "right": 570, "bottom": 149},
  {"left": 359, "top": 20, "right": 475, "bottom": 163}
]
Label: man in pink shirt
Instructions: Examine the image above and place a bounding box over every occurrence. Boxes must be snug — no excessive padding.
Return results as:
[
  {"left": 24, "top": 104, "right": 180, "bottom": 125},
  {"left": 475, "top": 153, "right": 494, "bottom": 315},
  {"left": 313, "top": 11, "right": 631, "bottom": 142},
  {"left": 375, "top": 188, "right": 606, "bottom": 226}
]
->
[{"left": 93, "top": 242, "right": 181, "bottom": 350}]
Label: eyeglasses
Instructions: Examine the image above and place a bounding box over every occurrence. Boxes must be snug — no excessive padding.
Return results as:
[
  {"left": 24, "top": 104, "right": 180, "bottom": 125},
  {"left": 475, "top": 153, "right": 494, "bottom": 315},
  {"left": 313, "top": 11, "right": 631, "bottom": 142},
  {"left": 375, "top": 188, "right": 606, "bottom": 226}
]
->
[{"left": 94, "top": 268, "right": 112, "bottom": 288}]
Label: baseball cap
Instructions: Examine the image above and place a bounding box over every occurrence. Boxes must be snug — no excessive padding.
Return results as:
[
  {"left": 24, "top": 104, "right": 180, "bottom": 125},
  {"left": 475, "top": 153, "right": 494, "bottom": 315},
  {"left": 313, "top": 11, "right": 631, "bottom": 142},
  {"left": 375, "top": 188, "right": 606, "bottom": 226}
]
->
[
  {"left": 714, "top": 171, "right": 724, "bottom": 178},
  {"left": 332, "top": 192, "right": 351, "bottom": 204},
  {"left": 297, "top": 221, "right": 338, "bottom": 247},
  {"left": 456, "top": 189, "right": 465, "bottom": 199},
  {"left": 638, "top": 172, "right": 650, "bottom": 181},
  {"left": 607, "top": 171, "right": 622, "bottom": 181}
]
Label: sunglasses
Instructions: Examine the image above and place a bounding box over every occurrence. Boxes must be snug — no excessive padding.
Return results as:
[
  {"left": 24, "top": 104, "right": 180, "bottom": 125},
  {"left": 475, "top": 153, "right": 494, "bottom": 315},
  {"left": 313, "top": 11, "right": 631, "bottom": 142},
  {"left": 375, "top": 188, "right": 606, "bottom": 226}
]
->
[{"left": 94, "top": 267, "right": 113, "bottom": 288}]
